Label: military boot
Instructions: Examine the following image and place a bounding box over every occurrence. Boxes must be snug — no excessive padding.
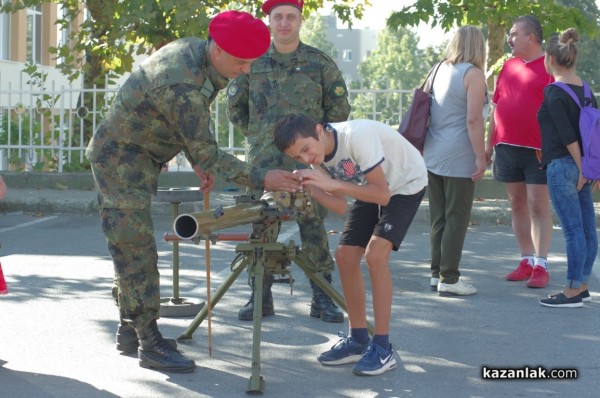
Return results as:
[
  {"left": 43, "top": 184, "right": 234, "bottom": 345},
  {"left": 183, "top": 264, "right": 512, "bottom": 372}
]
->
[
  {"left": 116, "top": 320, "right": 177, "bottom": 354},
  {"left": 238, "top": 275, "right": 275, "bottom": 321},
  {"left": 310, "top": 273, "right": 344, "bottom": 323},
  {"left": 136, "top": 319, "right": 196, "bottom": 373}
]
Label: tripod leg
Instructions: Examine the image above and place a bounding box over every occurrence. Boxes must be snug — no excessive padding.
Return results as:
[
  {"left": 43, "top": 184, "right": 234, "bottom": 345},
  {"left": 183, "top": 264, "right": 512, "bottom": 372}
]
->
[
  {"left": 178, "top": 256, "right": 249, "bottom": 341},
  {"left": 247, "top": 253, "right": 266, "bottom": 393},
  {"left": 295, "top": 249, "right": 375, "bottom": 335}
]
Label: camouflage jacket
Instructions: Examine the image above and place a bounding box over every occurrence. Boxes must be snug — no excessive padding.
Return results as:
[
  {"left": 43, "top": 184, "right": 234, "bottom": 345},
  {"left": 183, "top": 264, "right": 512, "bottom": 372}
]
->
[
  {"left": 86, "top": 38, "right": 266, "bottom": 197},
  {"left": 227, "top": 41, "right": 350, "bottom": 165}
]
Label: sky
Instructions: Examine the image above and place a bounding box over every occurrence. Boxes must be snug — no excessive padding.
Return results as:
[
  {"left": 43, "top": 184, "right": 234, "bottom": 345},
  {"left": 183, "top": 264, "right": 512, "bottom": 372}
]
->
[{"left": 325, "top": 0, "right": 450, "bottom": 48}]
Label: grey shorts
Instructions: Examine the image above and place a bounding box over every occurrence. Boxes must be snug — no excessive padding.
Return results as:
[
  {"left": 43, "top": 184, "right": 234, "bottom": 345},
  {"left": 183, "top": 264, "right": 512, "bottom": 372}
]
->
[
  {"left": 493, "top": 144, "right": 547, "bottom": 184},
  {"left": 339, "top": 188, "right": 425, "bottom": 251}
]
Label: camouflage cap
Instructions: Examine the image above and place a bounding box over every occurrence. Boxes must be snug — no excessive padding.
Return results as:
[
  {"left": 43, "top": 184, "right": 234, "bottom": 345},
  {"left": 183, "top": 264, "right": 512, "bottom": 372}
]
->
[
  {"left": 209, "top": 10, "right": 271, "bottom": 59},
  {"left": 261, "top": 0, "right": 304, "bottom": 15}
]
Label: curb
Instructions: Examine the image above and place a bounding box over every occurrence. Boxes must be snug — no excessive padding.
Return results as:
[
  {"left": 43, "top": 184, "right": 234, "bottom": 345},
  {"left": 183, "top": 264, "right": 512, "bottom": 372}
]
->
[{"left": 1, "top": 187, "right": 514, "bottom": 225}]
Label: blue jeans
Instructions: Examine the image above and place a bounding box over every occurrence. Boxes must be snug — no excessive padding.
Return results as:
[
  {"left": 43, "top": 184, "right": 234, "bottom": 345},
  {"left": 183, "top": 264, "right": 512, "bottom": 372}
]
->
[{"left": 547, "top": 157, "right": 598, "bottom": 289}]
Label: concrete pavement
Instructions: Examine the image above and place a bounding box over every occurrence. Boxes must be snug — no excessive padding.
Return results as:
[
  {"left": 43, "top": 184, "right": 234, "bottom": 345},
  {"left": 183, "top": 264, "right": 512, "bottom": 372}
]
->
[{"left": 1, "top": 172, "right": 600, "bottom": 397}]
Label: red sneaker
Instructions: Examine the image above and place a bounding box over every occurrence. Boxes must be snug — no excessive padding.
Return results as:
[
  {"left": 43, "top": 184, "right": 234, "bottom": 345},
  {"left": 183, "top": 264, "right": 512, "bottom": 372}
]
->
[
  {"left": 527, "top": 265, "right": 549, "bottom": 288},
  {"left": 505, "top": 259, "right": 533, "bottom": 281}
]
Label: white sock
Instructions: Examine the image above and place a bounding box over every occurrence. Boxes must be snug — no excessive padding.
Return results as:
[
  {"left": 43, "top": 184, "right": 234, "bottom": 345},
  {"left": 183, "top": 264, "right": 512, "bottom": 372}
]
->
[
  {"left": 534, "top": 257, "right": 547, "bottom": 269},
  {"left": 521, "top": 255, "right": 534, "bottom": 266}
]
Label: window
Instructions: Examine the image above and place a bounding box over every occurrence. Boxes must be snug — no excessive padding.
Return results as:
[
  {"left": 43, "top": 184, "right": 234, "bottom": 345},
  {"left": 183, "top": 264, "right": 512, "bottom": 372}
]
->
[
  {"left": 56, "top": 4, "right": 72, "bottom": 64},
  {"left": 342, "top": 49, "right": 352, "bottom": 62},
  {"left": 26, "top": 6, "right": 42, "bottom": 64},
  {"left": 0, "top": 1, "right": 10, "bottom": 60}
]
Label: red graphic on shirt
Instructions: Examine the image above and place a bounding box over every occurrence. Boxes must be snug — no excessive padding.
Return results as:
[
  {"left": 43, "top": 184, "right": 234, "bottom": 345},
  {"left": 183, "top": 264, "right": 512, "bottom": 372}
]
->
[{"left": 341, "top": 159, "right": 356, "bottom": 177}]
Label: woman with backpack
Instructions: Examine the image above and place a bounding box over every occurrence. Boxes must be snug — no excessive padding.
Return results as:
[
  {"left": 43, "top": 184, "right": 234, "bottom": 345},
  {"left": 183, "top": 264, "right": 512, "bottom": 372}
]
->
[{"left": 537, "top": 28, "right": 598, "bottom": 308}]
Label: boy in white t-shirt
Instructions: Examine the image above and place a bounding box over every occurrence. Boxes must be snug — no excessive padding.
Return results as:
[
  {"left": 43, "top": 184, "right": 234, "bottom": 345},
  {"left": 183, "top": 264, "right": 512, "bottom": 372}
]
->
[{"left": 273, "top": 113, "right": 427, "bottom": 376}]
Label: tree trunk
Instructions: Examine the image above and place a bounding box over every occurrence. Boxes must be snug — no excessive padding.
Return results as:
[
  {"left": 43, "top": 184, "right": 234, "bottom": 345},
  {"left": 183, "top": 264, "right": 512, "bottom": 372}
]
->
[{"left": 486, "top": 20, "right": 507, "bottom": 90}]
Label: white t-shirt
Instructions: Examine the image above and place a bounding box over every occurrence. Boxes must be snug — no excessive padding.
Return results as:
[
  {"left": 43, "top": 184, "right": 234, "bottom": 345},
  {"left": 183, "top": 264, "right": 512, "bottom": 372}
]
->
[{"left": 317, "top": 120, "right": 428, "bottom": 196}]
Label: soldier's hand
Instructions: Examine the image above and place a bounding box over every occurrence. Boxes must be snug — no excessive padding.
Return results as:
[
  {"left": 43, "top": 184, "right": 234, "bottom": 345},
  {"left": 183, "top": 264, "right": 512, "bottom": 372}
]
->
[
  {"left": 193, "top": 165, "right": 215, "bottom": 192},
  {"left": 200, "top": 173, "right": 215, "bottom": 192},
  {"left": 263, "top": 170, "right": 302, "bottom": 192}
]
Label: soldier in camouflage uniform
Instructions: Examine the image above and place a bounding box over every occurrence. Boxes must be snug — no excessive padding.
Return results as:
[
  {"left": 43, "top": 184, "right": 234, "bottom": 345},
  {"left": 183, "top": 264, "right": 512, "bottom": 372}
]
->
[
  {"left": 86, "top": 11, "right": 300, "bottom": 373},
  {"left": 227, "top": 0, "right": 351, "bottom": 323}
]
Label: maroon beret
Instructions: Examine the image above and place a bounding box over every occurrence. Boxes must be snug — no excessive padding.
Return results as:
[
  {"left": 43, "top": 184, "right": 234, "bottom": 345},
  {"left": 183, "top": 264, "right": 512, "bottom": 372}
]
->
[
  {"left": 261, "top": 0, "right": 304, "bottom": 15},
  {"left": 208, "top": 11, "right": 271, "bottom": 59}
]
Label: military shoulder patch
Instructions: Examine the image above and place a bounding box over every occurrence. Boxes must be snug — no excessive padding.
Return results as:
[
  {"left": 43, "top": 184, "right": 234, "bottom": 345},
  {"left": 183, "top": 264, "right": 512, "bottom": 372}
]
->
[
  {"left": 333, "top": 84, "right": 346, "bottom": 97},
  {"left": 227, "top": 82, "right": 239, "bottom": 97}
]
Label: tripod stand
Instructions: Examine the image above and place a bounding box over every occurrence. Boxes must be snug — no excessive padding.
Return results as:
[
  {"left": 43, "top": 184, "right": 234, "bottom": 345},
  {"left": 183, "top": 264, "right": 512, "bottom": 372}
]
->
[{"left": 167, "top": 192, "right": 371, "bottom": 394}]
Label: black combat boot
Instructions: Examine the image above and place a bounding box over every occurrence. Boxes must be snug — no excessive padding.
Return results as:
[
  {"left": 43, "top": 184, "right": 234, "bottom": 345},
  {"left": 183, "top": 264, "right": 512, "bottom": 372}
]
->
[
  {"left": 310, "top": 273, "right": 344, "bottom": 323},
  {"left": 136, "top": 319, "right": 196, "bottom": 373},
  {"left": 116, "top": 321, "right": 177, "bottom": 354},
  {"left": 238, "top": 275, "right": 275, "bottom": 321}
]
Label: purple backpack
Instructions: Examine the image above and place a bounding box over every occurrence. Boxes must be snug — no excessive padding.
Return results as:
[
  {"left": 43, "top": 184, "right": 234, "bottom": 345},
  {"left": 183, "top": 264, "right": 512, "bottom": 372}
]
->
[{"left": 552, "top": 81, "right": 600, "bottom": 180}]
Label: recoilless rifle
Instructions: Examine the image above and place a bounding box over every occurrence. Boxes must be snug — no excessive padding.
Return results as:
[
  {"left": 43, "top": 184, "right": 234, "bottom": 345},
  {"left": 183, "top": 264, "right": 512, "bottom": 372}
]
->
[{"left": 166, "top": 191, "right": 364, "bottom": 394}]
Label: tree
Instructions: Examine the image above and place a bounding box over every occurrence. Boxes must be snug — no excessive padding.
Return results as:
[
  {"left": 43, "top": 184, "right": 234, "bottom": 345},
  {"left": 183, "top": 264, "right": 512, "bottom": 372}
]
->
[
  {"left": 350, "top": 27, "right": 444, "bottom": 124},
  {"left": 386, "top": 0, "right": 599, "bottom": 86},
  {"left": 1, "top": 0, "right": 372, "bottom": 147},
  {"left": 301, "top": 15, "right": 337, "bottom": 58},
  {"left": 1, "top": 0, "right": 371, "bottom": 88},
  {"left": 560, "top": 0, "right": 600, "bottom": 87}
]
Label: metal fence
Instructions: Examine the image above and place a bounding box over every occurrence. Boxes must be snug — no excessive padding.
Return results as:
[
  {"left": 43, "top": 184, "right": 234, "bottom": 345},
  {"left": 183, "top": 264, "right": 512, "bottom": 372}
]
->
[{"left": 0, "top": 74, "right": 410, "bottom": 172}]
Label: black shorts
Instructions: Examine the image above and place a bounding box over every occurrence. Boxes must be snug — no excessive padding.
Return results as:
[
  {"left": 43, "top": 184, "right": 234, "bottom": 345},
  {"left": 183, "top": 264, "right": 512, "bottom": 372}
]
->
[
  {"left": 493, "top": 144, "right": 547, "bottom": 184},
  {"left": 339, "top": 188, "right": 425, "bottom": 251}
]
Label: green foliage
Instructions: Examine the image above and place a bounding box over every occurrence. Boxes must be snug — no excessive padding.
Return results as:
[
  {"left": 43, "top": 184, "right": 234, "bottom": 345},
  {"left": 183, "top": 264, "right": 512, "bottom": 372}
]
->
[
  {"left": 559, "top": 0, "right": 600, "bottom": 87},
  {"left": 350, "top": 27, "right": 444, "bottom": 124},
  {"left": 61, "top": 155, "right": 90, "bottom": 172},
  {"left": 1, "top": 0, "right": 371, "bottom": 88},
  {"left": 301, "top": 15, "right": 337, "bottom": 58},
  {"left": 386, "top": 0, "right": 599, "bottom": 84}
]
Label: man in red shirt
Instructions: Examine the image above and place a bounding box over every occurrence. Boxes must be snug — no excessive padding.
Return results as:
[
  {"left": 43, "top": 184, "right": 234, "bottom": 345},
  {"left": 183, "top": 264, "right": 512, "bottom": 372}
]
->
[{"left": 486, "top": 15, "right": 553, "bottom": 288}]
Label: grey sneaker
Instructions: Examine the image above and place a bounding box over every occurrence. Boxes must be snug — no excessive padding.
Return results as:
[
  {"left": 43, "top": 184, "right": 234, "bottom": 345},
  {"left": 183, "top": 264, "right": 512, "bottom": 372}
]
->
[{"left": 438, "top": 278, "right": 476, "bottom": 296}]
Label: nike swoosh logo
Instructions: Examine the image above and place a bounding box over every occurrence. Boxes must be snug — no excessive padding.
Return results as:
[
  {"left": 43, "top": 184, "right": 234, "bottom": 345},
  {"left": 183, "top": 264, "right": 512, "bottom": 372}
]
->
[{"left": 380, "top": 354, "right": 392, "bottom": 365}]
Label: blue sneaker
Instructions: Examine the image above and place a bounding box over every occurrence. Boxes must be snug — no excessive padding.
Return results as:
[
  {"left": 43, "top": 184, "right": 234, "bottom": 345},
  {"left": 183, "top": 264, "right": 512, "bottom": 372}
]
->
[
  {"left": 317, "top": 333, "right": 369, "bottom": 365},
  {"left": 352, "top": 342, "right": 397, "bottom": 376}
]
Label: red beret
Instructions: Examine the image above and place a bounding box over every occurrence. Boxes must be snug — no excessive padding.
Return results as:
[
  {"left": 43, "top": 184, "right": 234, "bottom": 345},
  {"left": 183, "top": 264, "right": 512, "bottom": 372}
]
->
[
  {"left": 261, "top": 0, "right": 304, "bottom": 15},
  {"left": 208, "top": 11, "right": 270, "bottom": 59}
]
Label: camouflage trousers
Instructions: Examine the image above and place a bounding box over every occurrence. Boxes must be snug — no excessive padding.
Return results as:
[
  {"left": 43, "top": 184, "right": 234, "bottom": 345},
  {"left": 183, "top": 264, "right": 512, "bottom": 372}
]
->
[
  {"left": 100, "top": 207, "right": 160, "bottom": 329},
  {"left": 295, "top": 205, "right": 335, "bottom": 275}
]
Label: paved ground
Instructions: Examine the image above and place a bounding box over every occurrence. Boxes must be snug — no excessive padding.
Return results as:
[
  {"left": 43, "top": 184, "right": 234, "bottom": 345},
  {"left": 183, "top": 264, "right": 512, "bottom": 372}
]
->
[{"left": 1, "top": 189, "right": 599, "bottom": 397}]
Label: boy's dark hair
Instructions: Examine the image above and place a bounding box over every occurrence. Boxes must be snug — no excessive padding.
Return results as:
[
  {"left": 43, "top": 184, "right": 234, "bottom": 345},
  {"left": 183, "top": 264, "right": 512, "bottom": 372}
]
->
[{"left": 273, "top": 113, "right": 320, "bottom": 152}]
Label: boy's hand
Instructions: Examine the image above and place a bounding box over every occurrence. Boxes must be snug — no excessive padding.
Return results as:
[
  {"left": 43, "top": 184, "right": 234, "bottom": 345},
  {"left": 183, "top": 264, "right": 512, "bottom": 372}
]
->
[
  {"left": 294, "top": 169, "right": 333, "bottom": 192},
  {"left": 264, "top": 170, "right": 302, "bottom": 192}
]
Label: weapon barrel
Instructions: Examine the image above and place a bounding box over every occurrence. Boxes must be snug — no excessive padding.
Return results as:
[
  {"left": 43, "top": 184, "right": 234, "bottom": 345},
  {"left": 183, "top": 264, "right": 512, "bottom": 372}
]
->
[
  {"left": 163, "top": 232, "right": 250, "bottom": 242},
  {"left": 173, "top": 203, "right": 265, "bottom": 239}
]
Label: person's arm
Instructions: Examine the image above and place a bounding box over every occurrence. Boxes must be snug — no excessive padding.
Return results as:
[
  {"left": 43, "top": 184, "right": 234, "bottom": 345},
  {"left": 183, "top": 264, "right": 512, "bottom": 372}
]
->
[
  {"left": 303, "top": 184, "right": 348, "bottom": 215},
  {"left": 564, "top": 142, "right": 587, "bottom": 191},
  {"left": 486, "top": 104, "right": 496, "bottom": 165},
  {"left": 320, "top": 57, "right": 351, "bottom": 123},
  {"left": 545, "top": 85, "right": 587, "bottom": 191},
  {"left": 295, "top": 165, "right": 390, "bottom": 215},
  {"left": 192, "top": 164, "right": 215, "bottom": 192},
  {"left": 0, "top": 175, "right": 6, "bottom": 200},
  {"left": 171, "top": 84, "right": 300, "bottom": 192},
  {"left": 464, "top": 67, "right": 487, "bottom": 181},
  {"left": 226, "top": 74, "right": 250, "bottom": 134}
]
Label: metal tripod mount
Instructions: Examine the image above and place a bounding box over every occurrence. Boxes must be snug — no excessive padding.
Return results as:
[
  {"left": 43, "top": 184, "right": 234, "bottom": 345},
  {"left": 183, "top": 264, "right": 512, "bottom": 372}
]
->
[{"left": 167, "top": 191, "right": 370, "bottom": 394}]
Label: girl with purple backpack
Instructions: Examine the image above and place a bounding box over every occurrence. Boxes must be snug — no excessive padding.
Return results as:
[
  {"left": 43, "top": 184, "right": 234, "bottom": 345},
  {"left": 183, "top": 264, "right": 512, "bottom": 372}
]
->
[{"left": 537, "top": 28, "right": 598, "bottom": 308}]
